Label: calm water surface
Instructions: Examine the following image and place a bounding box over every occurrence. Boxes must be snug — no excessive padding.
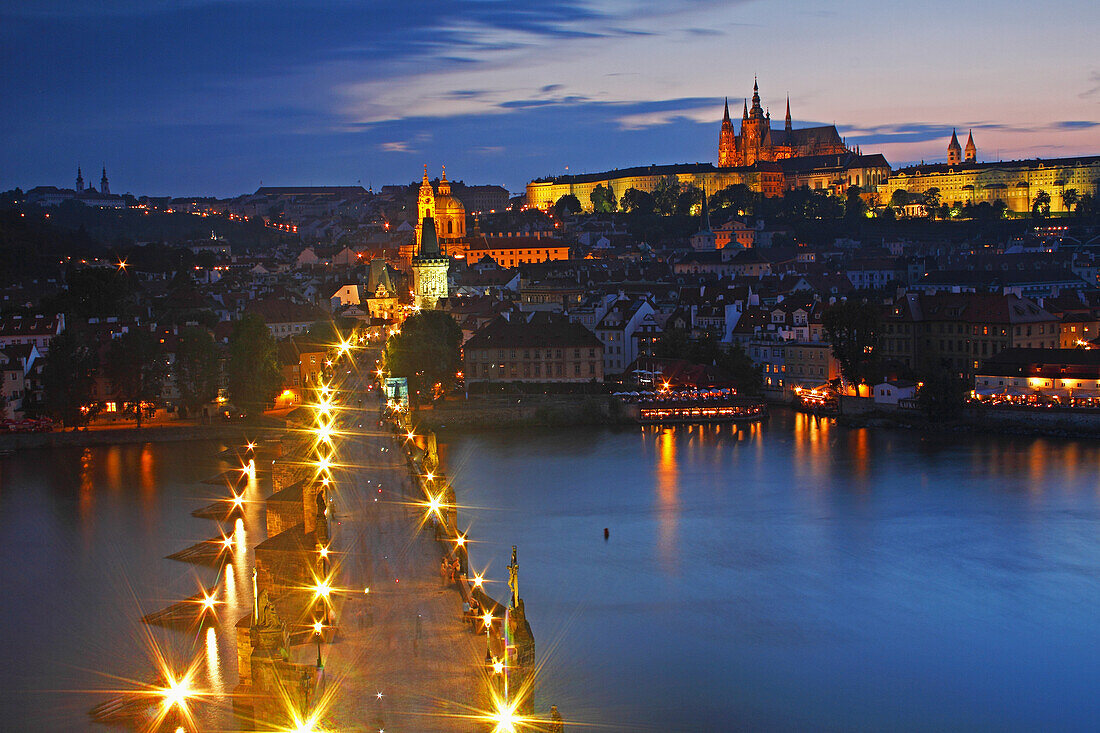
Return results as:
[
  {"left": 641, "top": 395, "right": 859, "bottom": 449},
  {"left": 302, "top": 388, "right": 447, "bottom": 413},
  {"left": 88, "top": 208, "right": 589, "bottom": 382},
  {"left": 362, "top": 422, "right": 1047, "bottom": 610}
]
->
[
  {"left": 441, "top": 410, "right": 1100, "bottom": 732},
  {"left": 0, "top": 440, "right": 261, "bottom": 731},
  {"left": 3, "top": 413, "right": 1100, "bottom": 731}
]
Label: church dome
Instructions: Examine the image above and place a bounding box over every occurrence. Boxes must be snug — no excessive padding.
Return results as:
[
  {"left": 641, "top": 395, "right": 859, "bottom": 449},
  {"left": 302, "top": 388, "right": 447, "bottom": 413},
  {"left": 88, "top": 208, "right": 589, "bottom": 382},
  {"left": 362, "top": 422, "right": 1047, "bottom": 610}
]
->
[{"left": 434, "top": 165, "right": 466, "bottom": 239}]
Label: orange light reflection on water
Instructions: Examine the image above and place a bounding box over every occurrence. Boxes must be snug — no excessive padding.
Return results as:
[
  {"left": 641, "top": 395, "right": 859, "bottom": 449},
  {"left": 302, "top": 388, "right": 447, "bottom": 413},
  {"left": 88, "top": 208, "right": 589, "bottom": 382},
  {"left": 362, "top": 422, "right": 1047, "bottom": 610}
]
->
[{"left": 655, "top": 428, "right": 680, "bottom": 575}]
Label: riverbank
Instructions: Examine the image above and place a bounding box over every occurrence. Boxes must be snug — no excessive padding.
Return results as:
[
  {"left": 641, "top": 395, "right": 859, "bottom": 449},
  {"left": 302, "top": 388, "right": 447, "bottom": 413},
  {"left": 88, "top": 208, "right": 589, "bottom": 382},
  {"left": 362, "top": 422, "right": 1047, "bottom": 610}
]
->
[
  {"left": 0, "top": 422, "right": 284, "bottom": 450},
  {"left": 836, "top": 405, "right": 1100, "bottom": 440},
  {"left": 413, "top": 393, "right": 635, "bottom": 430}
]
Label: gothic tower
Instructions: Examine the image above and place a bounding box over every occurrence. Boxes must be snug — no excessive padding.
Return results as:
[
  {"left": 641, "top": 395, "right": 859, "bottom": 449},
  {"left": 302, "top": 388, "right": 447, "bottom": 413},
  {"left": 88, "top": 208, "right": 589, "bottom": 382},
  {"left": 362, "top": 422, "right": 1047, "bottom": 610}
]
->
[
  {"left": 740, "top": 78, "right": 770, "bottom": 166},
  {"left": 718, "top": 98, "right": 737, "bottom": 167},
  {"left": 947, "top": 130, "right": 962, "bottom": 165},
  {"left": 100, "top": 166, "right": 110, "bottom": 195},
  {"left": 964, "top": 130, "right": 977, "bottom": 163},
  {"left": 785, "top": 95, "right": 792, "bottom": 133},
  {"left": 411, "top": 217, "right": 449, "bottom": 310},
  {"left": 75, "top": 167, "right": 84, "bottom": 192}
]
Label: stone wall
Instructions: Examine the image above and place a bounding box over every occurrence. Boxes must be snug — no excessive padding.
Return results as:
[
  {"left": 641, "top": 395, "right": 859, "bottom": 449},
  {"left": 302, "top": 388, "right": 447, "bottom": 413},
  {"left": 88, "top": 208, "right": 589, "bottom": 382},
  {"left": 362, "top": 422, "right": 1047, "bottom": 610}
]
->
[{"left": 415, "top": 394, "right": 630, "bottom": 430}]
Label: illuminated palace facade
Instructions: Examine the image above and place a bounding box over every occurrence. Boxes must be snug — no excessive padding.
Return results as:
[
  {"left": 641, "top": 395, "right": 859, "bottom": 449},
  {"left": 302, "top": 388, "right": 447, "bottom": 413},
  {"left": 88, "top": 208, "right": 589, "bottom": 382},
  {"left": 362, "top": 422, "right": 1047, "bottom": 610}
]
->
[
  {"left": 877, "top": 132, "right": 1100, "bottom": 214},
  {"left": 526, "top": 80, "right": 890, "bottom": 211}
]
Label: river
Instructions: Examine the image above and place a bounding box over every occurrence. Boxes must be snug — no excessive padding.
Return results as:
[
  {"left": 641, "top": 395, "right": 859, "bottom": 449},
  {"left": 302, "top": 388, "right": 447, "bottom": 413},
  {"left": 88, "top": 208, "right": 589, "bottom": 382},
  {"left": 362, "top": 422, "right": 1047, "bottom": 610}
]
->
[
  {"left": 2, "top": 412, "right": 1100, "bottom": 731},
  {"left": 441, "top": 409, "right": 1100, "bottom": 732},
  {"left": 0, "top": 440, "right": 260, "bottom": 731}
]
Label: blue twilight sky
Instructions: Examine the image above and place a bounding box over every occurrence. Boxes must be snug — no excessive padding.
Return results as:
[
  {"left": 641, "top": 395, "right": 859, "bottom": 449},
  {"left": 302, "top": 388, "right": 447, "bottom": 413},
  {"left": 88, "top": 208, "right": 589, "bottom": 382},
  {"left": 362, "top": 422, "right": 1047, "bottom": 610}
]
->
[{"left": 2, "top": 0, "right": 1099, "bottom": 197}]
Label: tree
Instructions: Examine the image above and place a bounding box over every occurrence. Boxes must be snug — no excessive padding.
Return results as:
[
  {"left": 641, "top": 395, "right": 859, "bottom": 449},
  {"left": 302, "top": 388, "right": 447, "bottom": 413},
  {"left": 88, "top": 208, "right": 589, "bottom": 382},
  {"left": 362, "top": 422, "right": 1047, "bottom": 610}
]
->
[
  {"left": 1062, "top": 188, "right": 1079, "bottom": 216},
  {"left": 175, "top": 326, "right": 221, "bottom": 417},
  {"left": 589, "top": 184, "right": 617, "bottom": 213},
  {"left": 553, "top": 194, "right": 581, "bottom": 219},
  {"left": 992, "top": 199, "right": 1008, "bottom": 219},
  {"left": 822, "top": 300, "right": 880, "bottom": 389},
  {"left": 619, "top": 188, "right": 655, "bottom": 215},
  {"left": 227, "top": 313, "right": 282, "bottom": 416},
  {"left": 1032, "top": 189, "right": 1051, "bottom": 218},
  {"left": 921, "top": 187, "right": 941, "bottom": 219},
  {"left": 383, "top": 311, "right": 462, "bottom": 400},
  {"left": 41, "top": 330, "right": 98, "bottom": 429},
  {"left": 652, "top": 176, "right": 681, "bottom": 216},
  {"left": 105, "top": 329, "right": 166, "bottom": 428},
  {"left": 845, "top": 185, "right": 867, "bottom": 221},
  {"left": 916, "top": 364, "right": 968, "bottom": 420},
  {"left": 889, "top": 189, "right": 909, "bottom": 209},
  {"left": 711, "top": 183, "right": 756, "bottom": 216},
  {"left": 676, "top": 185, "right": 703, "bottom": 216}
]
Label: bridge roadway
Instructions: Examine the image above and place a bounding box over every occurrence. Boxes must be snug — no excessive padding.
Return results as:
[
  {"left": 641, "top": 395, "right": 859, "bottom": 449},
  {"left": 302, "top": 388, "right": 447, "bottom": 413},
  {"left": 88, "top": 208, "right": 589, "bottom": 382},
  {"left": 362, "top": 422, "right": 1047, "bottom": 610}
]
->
[{"left": 292, "top": 369, "right": 485, "bottom": 731}]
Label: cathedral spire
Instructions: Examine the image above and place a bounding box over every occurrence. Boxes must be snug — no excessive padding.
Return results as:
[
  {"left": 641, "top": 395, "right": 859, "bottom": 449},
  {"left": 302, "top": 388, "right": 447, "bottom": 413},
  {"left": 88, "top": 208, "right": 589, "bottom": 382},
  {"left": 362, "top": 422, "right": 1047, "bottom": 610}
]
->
[
  {"left": 723, "top": 97, "right": 730, "bottom": 122},
  {"left": 742, "top": 99, "right": 748, "bottom": 120},
  {"left": 785, "top": 95, "right": 792, "bottom": 132},
  {"left": 76, "top": 166, "right": 84, "bottom": 192},
  {"left": 100, "top": 166, "right": 109, "bottom": 195}
]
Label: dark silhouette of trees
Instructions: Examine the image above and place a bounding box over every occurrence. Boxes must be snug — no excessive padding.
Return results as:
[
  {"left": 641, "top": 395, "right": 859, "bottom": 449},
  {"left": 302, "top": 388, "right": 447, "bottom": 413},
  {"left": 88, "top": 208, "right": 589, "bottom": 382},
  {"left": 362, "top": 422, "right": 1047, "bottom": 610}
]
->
[
  {"left": 105, "top": 329, "right": 167, "bottom": 428},
  {"left": 175, "top": 326, "right": 221, "bottom": 417},
  {"left": 41, "top": 330, "right": 99, "bottom": 429},
  {"left": 619, "top": 188, "right": 655, "bottom": 214},
  {"left": 822, "top": 300, "right": 880, "bottom": 388},
  {"left": 589, "top": 184, "right": 617, "bottom": 213},
  {"left": 227, "top": 313, "right": 282, "bottom": 416},
  {"left": 553, "top": 194, "right": 581, "bottom": 218},
  {"left": 383, "top": 311, "right": 462, "bottom": 399}
]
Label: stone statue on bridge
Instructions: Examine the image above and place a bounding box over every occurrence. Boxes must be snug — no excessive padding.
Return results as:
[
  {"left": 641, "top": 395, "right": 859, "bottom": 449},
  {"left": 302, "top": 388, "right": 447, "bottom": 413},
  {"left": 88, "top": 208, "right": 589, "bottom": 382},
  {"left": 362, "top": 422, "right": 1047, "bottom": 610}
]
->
[{"left": 252, "top": 589, "right": 289, "bottom": 658}]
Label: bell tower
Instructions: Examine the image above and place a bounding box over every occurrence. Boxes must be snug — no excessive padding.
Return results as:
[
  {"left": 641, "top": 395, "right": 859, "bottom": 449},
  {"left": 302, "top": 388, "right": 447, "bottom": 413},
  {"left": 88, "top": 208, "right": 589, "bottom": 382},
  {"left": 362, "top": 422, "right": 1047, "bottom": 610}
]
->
[{"left": 414, "top": 165, "right": 436, "bottom": 250}]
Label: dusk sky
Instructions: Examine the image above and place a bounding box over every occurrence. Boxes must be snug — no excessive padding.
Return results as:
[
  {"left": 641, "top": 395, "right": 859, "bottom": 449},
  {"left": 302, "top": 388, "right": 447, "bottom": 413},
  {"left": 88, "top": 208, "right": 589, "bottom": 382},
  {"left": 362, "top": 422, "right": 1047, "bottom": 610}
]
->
[{"left": 3, "top": 0, "right": 1099, "bottom": 197}]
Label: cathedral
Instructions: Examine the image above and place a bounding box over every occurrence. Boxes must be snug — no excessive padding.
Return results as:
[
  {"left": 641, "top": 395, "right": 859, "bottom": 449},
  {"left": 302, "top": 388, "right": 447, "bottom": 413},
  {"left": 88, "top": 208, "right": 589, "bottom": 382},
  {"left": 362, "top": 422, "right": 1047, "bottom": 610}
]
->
[{"left": 718, "top": 79, "right": 849, "bottom": 167}]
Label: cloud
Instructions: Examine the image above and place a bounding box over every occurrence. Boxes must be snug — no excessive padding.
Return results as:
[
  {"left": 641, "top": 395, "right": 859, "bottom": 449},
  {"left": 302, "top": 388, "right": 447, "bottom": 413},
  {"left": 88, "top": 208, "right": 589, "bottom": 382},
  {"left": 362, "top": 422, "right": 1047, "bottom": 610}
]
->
[
  {"left": 1080, "top": 71, "right": 1100, "bottom": 100},
  {"left": 1055, "top": 120, "right": 1100, "bottom": 130},
  {"left": 380, "top": 141, "right": 413, "bottom": 153}
]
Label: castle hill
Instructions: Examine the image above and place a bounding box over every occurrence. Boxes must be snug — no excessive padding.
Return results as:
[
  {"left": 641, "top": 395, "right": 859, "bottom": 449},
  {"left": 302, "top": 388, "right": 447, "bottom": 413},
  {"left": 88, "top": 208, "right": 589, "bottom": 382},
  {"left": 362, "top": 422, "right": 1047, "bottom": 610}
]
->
[{"left": 2, "top": 1, "right": 1100, "bottom": 730}]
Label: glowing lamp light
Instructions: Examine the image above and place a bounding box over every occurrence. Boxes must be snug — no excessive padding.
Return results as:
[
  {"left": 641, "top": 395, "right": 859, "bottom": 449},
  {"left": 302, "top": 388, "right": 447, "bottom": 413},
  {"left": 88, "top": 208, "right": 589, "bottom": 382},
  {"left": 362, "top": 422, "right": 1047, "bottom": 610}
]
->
[
  {"left": 319, "top": 546, "right": 329, "bottom": 560},
  {"left": 455, "top": 534, "right": 466, "bottom": 547},
  {"left": 488, "top": 699, "right": 521, "bottom": 733},
  {"left": 492, "top": 659, "right": 504, "bottom": 675},
  {"left": 313, "top": 578, "right": 333, "bottom": 600},
  {"left": 482, "top": 611, "right": 493, "bottom": 630},
  {"left": 231, "top": 493, "right": 244, "bottom": 509},
  {"left": 472, "top": 573, "right": 484, "bottom": 588},
  {"left": 221, "top": 535, "right": 234, "bottom": 549},
  {"left": 312, "top": 620, "right": 324, "bottom": 635}
]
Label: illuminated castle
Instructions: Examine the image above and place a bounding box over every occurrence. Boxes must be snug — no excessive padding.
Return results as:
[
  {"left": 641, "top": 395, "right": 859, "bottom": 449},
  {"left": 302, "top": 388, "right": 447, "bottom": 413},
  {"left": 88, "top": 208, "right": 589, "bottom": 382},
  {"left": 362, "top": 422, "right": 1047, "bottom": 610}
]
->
[{"left": 718, "top": 78, "right": 849, "bottom": 167}]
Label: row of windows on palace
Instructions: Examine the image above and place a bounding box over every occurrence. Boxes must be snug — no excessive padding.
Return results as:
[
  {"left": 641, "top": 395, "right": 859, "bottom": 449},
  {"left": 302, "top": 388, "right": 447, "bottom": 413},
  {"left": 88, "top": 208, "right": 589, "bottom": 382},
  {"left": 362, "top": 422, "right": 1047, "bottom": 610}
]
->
[
  {"left": 469, "top": 347, "right": 599, "bottom": 361},
  {"left": 884, "top": 323, "right": 1057, "bottom": 337},
  {"left": 469, "top": 360, "right": 600, "bottom": 378}
]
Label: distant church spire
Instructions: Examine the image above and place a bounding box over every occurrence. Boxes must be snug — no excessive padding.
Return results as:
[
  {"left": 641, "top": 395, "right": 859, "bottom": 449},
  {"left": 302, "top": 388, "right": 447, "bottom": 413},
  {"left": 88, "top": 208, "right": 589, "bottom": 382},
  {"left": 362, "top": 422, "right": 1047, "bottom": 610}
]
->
[
  {"left": 742, "top": 99, "right": 748, "bottom": 120},
  {"left": 947, "top": 129, "right": 962, "bottom": 165},
  {"left": 100, "top": 165, "right": 109, "bottom": 195},
  {"left": 76, "top": 166, "right": 84, "bottom": 192},
  {"left": 785, "top": 95, "right": 792, "bottom": 132},
  {"left": 723, "top": 97, "right": 730, "bottom": 122},
  {"left": 964, "top": 129, "right": 977, "bottom": 163}
]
